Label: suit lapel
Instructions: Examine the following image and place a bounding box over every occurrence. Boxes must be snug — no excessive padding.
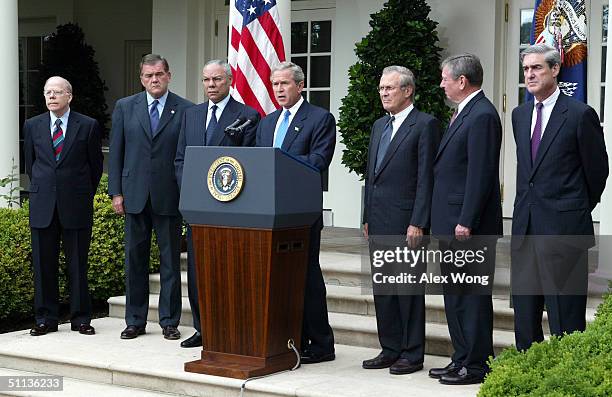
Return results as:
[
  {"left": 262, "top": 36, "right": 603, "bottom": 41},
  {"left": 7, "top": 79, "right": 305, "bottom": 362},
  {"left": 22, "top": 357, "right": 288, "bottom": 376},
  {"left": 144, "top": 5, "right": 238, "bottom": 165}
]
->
[
  {"left": 193, "top": 102, "right": 207, "bottom": 145},
  {"left": 375, "top": 110, "right": 417, "bottom": 178},
  {"left": 265, "top": 110, "right": 281, "bottom": 146},
  {"left": 135, "top": 92, "right": 152, "bottom": 139},
  {"left": 519, "top": 101, "right": 534, "bottom": 174},
  {"left": 57, "top": 113, "right": 79, "bottom": 165},
  {"left": 39, "top": 114, "right": 56, "bottom": 164},
  {"left": 281, "top": 101, "right": 308, "bottom": 150},
  {"left": 531, "top": 95, "right": 567, "bottom": 176},
  {"left": 435, "top": 91, "right": 484, "bottom": 161},
  {"left": 154, "top": 92, "right": 178, "bottom": 138}
]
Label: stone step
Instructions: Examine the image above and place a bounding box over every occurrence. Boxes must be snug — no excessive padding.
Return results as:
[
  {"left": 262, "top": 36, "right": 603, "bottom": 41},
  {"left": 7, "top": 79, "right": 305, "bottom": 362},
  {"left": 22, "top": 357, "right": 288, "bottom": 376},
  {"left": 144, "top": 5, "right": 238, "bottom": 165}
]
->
[
  {"left": 0, "top": 318, "right": 482, "bottom": 397},
  {"left": 0, "top": 367, "right": 181, "bottom": 397},
  {"left": 107, "top": 292, "right": 520, "bottom": 356},
  {"left": 328, "top": 311, "right": 515, "bottom": 357},
  {"left": 146, "top": 274, "right": 597, "bottom": 333}
]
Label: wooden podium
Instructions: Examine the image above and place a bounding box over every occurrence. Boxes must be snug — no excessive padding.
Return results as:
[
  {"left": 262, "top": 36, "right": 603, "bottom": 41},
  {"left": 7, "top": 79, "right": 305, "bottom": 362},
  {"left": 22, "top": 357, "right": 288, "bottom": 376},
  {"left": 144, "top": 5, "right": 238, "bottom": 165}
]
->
[{"left": 178, "top": 147, "right": 322, "bottom": 379}]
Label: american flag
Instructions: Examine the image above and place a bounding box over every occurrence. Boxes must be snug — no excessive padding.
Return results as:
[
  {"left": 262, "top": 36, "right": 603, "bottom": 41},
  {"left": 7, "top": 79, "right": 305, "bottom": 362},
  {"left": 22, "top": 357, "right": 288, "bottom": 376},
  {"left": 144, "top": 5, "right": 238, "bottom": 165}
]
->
[{"left": 229, "top": 0, "right": 286, "bottom": 116}]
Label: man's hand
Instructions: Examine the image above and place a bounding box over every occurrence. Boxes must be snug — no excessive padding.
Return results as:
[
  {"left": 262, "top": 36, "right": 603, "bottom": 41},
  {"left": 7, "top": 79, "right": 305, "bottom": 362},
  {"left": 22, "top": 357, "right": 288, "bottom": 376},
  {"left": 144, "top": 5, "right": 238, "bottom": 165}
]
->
[
  {"left": 406, "top": 225, "right": 423, "bottom": 248},
  {"left": 112, "top": 195, "right": 125, "bottom": 215},
  {"left": 363, "top": 223, "right": 369, "bottom": 240},
  {"left": 454, "top": 224, "right": 471, "bottom": 241}
]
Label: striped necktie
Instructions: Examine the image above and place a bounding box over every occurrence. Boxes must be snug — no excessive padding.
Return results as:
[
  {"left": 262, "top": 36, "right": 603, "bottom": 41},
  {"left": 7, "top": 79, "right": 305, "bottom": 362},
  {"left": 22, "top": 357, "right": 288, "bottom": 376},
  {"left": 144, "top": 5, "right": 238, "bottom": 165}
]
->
[{"left": 52, "top": 119, "right": 64, "bottom": 161}]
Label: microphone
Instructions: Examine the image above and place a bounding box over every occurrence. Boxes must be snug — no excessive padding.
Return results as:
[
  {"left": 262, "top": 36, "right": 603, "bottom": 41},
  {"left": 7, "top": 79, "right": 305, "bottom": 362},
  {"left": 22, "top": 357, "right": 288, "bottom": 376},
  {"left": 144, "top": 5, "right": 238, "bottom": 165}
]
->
[
  {"left": 225, "top": 116, "right": 257, "bottom": 138},
  {"left": 235, "top": 117, "right": 257, "bottom": 133},
  {"left": 224, "top": 117, "right": 245, "bottom": 133}
]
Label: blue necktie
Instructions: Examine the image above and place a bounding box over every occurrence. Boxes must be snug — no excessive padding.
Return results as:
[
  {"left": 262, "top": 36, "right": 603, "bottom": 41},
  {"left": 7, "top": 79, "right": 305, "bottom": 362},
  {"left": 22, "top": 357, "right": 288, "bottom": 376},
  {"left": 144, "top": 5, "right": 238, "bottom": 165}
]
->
[
  {"left": 273, "top": 109, "right": 291, "bottom": 148},
  {"left": 375, "top": 116, "right": 394, "bottom": 173},
  {"left": 149, "top": 99, "right": 159, "bottom": 135},
  {"left": 206, "top": 104, "right": 218, "bottom": 145}
]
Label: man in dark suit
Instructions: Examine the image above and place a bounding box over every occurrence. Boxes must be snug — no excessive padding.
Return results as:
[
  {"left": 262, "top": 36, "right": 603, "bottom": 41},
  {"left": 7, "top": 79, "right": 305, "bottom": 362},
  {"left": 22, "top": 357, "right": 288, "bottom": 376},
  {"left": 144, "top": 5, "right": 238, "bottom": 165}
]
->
[
  {"left": 511, "top": 44, "right": 608, "bottom": 351},
  {"left": 429, "top": 54, "right": 502, "bottom": 385},
  {"left": 256, "top": 61, "right": 336, "bottom": 364},
  {"left": 108, "top": 54, "right": 194, "bottom": 340},
  {"left": 174, "top": 59, "right": 259, "bottom": 348},
  {"left": 361, "top": 66, "right": 441, "bottom": 374},
  {"left": 24, "top": 76, "right": 103, "bottom": 336}
]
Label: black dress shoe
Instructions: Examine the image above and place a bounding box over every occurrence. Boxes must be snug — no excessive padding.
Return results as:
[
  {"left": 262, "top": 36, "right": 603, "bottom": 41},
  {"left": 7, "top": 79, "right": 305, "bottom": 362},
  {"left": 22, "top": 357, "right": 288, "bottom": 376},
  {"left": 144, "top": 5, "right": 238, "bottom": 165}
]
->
[
  {"left": 439, "top": 367, "right": 485, "bottom": 385},
  {"left": 180, "top": 332, "right": 202, "bottom": 348},
  {"left": 362, "top": 353, "right": 397, "bottom": 369},
  {"left": 30, "top": 323, "right": 58, "bottom": 336},
  {"left": 71, "top": 324, "right": 95, "bottom": 335},
  {"left": 300, "top": 350, "right": 335, "bottom": 364},
  {"left": 162, "top": 325, "right": 181, "bottom": 340},
  {"left": 428, "top": 361, "right": 460, "bottom": 379},
  {"left": 120, "top": 325, "right": 146, "bottom": 339},
  {"left": 389, "top": 358, "right": 423, "bottom": 375}
]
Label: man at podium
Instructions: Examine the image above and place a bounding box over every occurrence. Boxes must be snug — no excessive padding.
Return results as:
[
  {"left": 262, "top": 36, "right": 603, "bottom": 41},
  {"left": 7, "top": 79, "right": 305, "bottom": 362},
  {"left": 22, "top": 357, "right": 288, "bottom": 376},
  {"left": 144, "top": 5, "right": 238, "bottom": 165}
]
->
[
  {"left": 255, "top": 61, "right": 337, "bottom": 364},
  {"left": 175, "top": 59, "right": 259, "bottom": 348}
]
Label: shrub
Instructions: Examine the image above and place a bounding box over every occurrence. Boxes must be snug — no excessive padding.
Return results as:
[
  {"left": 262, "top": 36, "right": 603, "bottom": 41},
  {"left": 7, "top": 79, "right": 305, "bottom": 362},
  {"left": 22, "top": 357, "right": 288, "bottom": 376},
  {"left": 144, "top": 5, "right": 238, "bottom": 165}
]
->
[
  {"left": 0, "top": 202, "right": 34, "bottom": 320},
  {"left": 0, "top": 174, "right": 160, "bottom": 323},
  {"left": 479, "top": 290, "right": 612, "bottom": 397},
  {"left": 338, "top": 0, "right": 451, "bottom": 179}
]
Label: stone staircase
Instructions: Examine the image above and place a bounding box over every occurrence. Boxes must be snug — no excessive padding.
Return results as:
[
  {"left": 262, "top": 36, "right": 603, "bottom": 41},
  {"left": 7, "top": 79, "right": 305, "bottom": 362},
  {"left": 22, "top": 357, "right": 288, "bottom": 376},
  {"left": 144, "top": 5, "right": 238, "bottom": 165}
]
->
[
  {"left": 0, "top": 227, "right": 605, "bottom": 397},
  {"left": 107, "top": 228, "right": 602, "bottom": 357}
]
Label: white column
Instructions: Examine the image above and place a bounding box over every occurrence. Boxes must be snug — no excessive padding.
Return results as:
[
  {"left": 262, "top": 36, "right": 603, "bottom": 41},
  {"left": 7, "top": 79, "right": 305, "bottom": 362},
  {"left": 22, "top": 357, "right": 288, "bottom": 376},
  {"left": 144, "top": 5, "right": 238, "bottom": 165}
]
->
[
  {"left": 0, "top": 0, "right": 19, "bottom": 208},
  {"left": 277, "top": 0, "right": 291, "bottom": 61},
  {"left": 597, "top": 38, "right": 612, "bottom": 278}
]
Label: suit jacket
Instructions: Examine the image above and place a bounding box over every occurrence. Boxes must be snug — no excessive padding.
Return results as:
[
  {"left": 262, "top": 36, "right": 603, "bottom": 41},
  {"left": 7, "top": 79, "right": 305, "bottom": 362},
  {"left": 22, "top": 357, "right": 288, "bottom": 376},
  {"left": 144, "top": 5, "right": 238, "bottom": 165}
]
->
[
  {"left": 431, "top": 91, "right": 503, "bottom": 236},
  {"left": 174, "top": 96, "right": 259, "bottom": 188},
  {"left": 363, "top": 108, "right": 441, "bottom": 235},
  {"left": 256, "top": 100, "right": 336, "bottom": 173},
  {"left": 108, "top": 91, "right": 194, "bottom": 216},
  {"left": 511, "top": 93, "right": 608, "bottom": 245},
  {"left": 24, "top": 111, "right": 103, "bottom": 229}
]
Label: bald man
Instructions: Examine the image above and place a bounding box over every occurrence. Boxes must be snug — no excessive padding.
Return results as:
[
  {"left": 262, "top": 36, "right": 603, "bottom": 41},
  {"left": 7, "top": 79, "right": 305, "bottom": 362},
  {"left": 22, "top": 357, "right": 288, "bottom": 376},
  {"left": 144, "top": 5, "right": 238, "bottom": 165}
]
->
[{"left": 24, "top": 76, "right": 103, "bottom": 336}]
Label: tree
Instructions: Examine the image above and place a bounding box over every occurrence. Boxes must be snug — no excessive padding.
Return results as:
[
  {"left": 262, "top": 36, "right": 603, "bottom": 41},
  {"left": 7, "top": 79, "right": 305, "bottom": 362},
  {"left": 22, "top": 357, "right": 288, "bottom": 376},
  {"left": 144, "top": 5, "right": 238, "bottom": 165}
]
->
[
  {"left": 34, "top": 23, "right": 110, "bottom": 139},
  {"left": 338, "top": 0, "right": 451, "bottom": 179}
]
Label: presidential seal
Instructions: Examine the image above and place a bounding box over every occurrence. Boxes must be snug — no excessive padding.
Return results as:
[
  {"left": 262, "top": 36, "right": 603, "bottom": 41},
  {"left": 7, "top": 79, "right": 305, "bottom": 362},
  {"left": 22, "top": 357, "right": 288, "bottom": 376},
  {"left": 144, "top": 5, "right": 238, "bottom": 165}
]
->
[{"left": 207, "top": 156, "right": 244, "bottom": 202}]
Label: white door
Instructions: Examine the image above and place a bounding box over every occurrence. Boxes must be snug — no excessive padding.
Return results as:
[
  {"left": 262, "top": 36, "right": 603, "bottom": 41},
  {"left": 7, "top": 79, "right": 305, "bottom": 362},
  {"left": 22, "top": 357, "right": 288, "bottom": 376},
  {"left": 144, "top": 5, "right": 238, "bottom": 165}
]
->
[{"left": 503, "top": 0, "right": 534, "bottom": 219}]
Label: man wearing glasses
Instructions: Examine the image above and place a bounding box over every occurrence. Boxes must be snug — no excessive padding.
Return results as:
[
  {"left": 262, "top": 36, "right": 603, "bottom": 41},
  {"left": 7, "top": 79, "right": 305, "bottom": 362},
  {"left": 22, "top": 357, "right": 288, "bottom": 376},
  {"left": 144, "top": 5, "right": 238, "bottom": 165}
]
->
[{"left": 24, "top": 76, "right": 103, "bottom": 336}]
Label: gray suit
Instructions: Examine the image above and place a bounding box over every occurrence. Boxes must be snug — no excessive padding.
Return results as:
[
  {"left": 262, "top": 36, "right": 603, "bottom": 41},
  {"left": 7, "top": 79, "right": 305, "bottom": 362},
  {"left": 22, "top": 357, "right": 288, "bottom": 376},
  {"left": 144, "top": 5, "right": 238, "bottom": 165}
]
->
[{"left": 108, "top": 90, "right": 194, "bottom": 328}]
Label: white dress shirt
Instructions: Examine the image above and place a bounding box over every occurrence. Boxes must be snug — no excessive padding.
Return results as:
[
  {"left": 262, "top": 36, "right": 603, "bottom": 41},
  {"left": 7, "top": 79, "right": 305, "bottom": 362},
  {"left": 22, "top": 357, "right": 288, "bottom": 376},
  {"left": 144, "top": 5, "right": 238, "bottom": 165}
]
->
[{"left": 530, "top": 87, "right": 560, "bottom": 138}]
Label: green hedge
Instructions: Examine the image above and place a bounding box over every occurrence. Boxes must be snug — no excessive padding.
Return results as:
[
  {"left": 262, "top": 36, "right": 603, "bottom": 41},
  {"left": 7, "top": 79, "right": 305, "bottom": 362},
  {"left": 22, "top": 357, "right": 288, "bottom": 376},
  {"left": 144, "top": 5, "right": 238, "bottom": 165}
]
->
[
  {"left": 0, "top": 174, "right": 159, "bottom": 322},
  {"left": 480, "top": 291, "right": 612, "bottom": 397}
]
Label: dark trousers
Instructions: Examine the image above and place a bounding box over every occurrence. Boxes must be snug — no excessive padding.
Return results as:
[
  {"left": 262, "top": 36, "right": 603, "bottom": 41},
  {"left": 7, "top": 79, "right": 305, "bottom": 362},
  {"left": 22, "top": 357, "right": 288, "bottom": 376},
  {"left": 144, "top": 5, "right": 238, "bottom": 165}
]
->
[
  {"left": 31, "top": 208, "right": 92, "bottom": 326},
  {"left": 301, "top": 217, "right": 335, "bottom": 355},
  {"left": 124, "top": 198, "right": 182, "bottom": 328},
  {"left": 512, "top": 229, "right": 588, "bottom": 351},
  {"left": 373, "top": 294, "right": 425, "bottom": 363},
  {"left": 186, "top": 225, "right": 201, "bottom": 332},
  {"left": 439, "top": 240, "right": 494, "bottom": 376}
]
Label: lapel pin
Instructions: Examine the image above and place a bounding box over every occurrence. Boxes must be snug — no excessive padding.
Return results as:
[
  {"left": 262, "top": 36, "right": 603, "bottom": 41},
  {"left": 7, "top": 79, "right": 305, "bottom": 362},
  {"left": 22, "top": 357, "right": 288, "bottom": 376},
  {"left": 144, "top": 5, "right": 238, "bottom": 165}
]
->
[
  {"left": 294, "top": 126, "right": 300, "bottom": 132},
  {"left": 171, "top": 110, "right": 175, "bottom": 115}
]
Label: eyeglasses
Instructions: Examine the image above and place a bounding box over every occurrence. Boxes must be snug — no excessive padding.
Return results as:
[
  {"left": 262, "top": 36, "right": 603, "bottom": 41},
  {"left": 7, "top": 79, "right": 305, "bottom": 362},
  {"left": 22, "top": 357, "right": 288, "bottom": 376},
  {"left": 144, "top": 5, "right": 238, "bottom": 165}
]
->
[
  {"left": 43, "top": 89, "right": 69, "bottom": 97},
  {"left": 378, "top": 85, "right": 400, "bottom": 93}
]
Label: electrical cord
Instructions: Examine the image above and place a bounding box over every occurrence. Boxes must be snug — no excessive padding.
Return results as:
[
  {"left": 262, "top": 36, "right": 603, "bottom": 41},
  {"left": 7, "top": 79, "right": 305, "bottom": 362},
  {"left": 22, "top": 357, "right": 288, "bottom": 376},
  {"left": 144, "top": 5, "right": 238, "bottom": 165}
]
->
[{"left": 239, "top": 339, "right": 301, "bottom": 397}]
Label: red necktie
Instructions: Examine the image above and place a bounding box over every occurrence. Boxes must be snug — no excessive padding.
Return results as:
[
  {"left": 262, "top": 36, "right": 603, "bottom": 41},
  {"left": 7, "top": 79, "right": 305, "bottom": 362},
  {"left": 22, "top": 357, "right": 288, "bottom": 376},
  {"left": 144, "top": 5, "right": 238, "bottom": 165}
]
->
[{"left": 52, "top": 119, "right": 64, "bottom": 161}]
